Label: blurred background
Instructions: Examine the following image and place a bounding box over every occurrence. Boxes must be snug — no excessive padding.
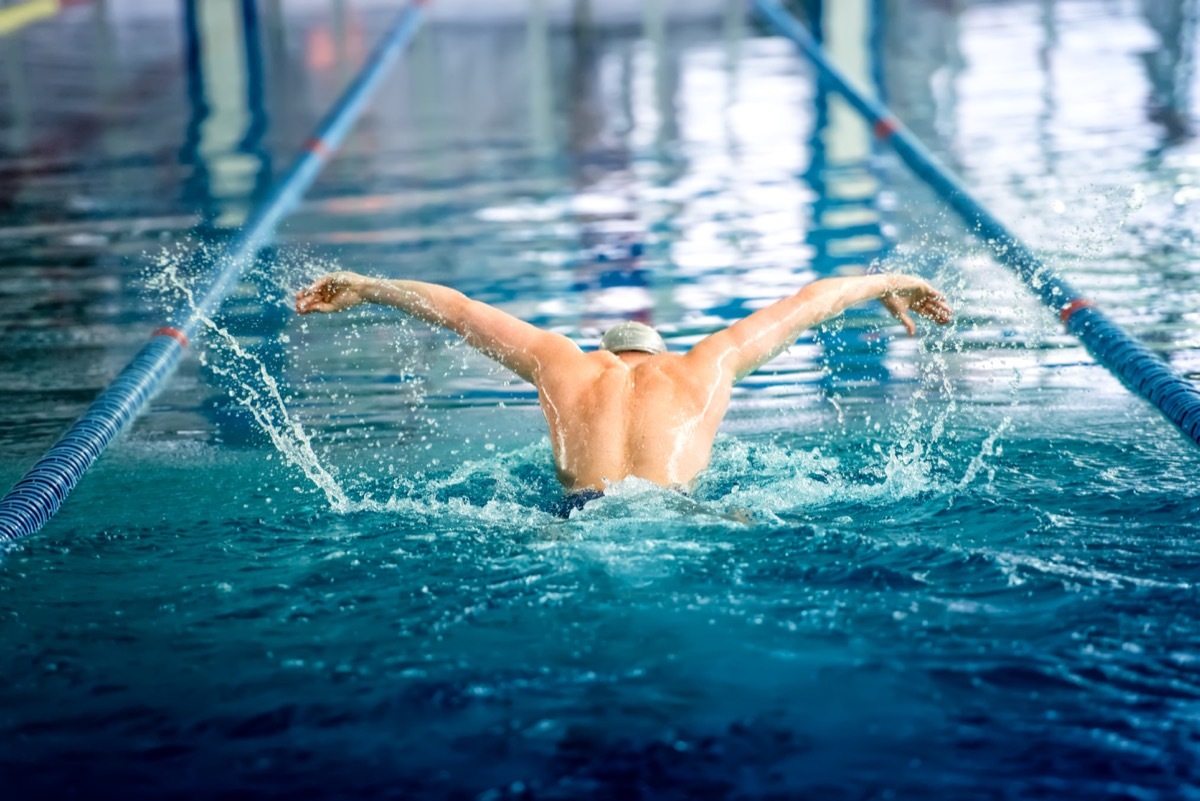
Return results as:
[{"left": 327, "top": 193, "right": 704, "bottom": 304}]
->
[
  {"left": 0, "top": 0, "right": 1196, "bottom": 454},
  {"left": 2, "top": 2, "right": 1200, "bottom": 798}
]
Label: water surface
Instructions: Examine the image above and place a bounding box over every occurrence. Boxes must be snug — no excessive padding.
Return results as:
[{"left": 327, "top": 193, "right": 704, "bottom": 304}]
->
[{"left": 2, "top": 1, "right": 1199, "bottom": 797}]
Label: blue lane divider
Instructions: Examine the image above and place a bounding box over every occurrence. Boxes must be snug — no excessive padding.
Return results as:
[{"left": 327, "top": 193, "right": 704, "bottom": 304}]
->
[
  {"left": 0, "top": 1, "right": 429, "bottom": 543},
  {"left": 753, "top": 0, "right": 1200, "bottom": 449}
]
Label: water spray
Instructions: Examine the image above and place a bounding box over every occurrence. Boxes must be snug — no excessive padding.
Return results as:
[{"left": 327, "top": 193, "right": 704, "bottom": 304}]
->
[{"left": 0, "top": 1, "right": 430, "bottom": 542}]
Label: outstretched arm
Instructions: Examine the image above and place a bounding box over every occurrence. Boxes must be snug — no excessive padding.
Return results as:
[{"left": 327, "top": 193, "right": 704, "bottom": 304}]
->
[
  {"left": 295, "top": 271, "right": 580, "bottom": 384},
  {"left": 685, "top": 274, "right": 952, "bottom": 383}
]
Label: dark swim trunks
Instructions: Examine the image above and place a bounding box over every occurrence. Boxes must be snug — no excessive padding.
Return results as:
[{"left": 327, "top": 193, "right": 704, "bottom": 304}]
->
[{"left": 553, "top": 488, "right": 604, "bottom": 518}]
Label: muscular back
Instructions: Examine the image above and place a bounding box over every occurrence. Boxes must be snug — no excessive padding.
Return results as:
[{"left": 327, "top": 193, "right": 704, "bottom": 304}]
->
[
  {"left": 295, "top": 272, "right": 951, "bottom": 493},
  {"left": 535, "top": 350, "right": 732, "bottom": 491}
]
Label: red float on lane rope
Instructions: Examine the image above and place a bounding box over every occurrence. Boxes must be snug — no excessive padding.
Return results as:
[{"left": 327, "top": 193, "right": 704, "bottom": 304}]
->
[
  {"left": 305, "top": 138, "right": 332, "bottom": 157},
  {"left": 1059, "top": 298, "right": 1094, "bottom": 324},
  {"left": 152, "top": 327, "right": 189, "bottom": 348},
  {"left": 873, "top": 117, "right": 898, "bottom": 139}
]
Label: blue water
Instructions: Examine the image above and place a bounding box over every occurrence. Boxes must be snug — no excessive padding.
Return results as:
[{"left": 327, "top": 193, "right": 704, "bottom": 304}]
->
[{"left": 3, "top": 1, "right": 1200, "bottom": 798}]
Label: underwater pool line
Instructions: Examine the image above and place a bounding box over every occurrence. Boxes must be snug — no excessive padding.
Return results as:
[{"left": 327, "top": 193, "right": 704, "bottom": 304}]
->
[
  {"left": 752, "top": 0, "right": 1200, "bottom": 451},
  {"left": 0, "top": 1, "right": 430, "bottom": 543}
]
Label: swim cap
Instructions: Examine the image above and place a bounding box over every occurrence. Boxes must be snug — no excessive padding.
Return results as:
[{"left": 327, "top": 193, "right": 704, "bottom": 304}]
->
[{"left": 600, "top": 321, "right": 667, "bottom": 355}]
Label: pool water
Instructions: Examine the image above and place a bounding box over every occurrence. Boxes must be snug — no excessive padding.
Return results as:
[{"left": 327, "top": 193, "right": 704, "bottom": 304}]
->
[{"left": 2, "top": 1, "right": 1200, "bottom": 798}]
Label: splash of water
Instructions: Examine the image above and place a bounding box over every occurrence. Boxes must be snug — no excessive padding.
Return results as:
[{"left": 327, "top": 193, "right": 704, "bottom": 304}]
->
[
  {"left": 955, "top": 416, "right": 1011, "bottom": 492},
  {"left": 140, "top": 240, "right": 1017, "bottom": 524},
  {"left": 148, "top": 246, "right": 353, "bottom": 511}
]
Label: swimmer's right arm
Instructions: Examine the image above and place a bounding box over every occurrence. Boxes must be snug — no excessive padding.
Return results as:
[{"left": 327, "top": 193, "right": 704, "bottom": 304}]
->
[
  {"left": 295, "top": 271, "right": 458, "bottom": 319},
  {"left": 295, "top": 271, "right": 580, "bottom": 384}
]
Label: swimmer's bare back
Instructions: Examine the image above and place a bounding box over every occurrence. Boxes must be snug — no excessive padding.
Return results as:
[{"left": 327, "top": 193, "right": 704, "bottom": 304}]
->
[{"left": 296, "top": 271, "right": 952, "bottom": 492}]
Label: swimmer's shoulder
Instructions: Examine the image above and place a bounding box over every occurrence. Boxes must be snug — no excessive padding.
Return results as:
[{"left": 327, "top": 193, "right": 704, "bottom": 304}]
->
[
  {"left": 538, "top": 350, "right": 610, "bottom": 392},
  {"left": 645, "top": 351, "right": 714, "bottom": 383},
  {"left": 566, "top": 351, "right": 692, "bottom": 384}
]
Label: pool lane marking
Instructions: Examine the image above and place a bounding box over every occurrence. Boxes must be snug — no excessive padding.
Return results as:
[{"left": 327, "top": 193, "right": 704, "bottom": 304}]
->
[
  {"left": 754, "top": 0, "right": 1200, "bottom": 450},
  {"left": 872, "top": 117, "right": 899, "bottom": 140},
  {"left": 304, "top": 138, "right": 333, "bottom": 157},
  {"left": 152, "top": 327, "right": 190, "bottom": 349},
  {"left": 0, "top": 0, "right": 430, "bottom": 543},
  {"left": 1059, "top": 299, "right": 1095, "bottom": 324}
]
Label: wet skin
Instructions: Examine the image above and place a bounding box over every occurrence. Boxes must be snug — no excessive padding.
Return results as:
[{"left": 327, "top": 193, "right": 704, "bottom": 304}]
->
[{"left": 296, "top": 271, "right": 952, "bottom": 492}]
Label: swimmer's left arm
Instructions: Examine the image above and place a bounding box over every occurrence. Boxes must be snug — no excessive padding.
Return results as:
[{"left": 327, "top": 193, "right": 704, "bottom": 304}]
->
[
  {"left": 686, "top": 274, "right": 952, "bottom": 383},
  {"left": 296, "top": 272, "right": 579, "bottom": 383}
]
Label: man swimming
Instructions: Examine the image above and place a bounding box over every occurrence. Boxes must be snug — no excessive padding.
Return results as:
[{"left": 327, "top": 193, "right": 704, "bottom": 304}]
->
[{"left": 295, "top": 271, "right": 952, "bottom": 507}]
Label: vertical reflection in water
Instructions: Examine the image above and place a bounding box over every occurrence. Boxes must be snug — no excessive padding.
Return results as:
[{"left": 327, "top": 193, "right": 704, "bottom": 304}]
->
[
  {"left": 643, "top": 0, "right": 686, "bottom": 320},
  {"left": 180, "top": 0, "right": 268, "bottom": 232},
  {"left": 723, "top": 0, "right": 743, "bottom": 125},
  {"left": 332, "top": 0, "right": 349, "bottom": 87},
  {"left": 180, "top": 0, "right": 214, "bottom": 234},
  {"left": 1140, "top": 0, "right": 1197, "bottom": 144},
  {"left": 882, "top": 0, "right": 962, "bottom": 160},
  {"left": 239, "top": 0, "right": 272, "bottom": 200},
  {"left": 571, "top": 0, "right": 592, "bottom": 41},
  {"left": 410, "top": 18, "right": 447, "bottom": 233},
  {"left": 238, "top": 0, "right": 286, "bottom": 396},
  {"left": 525, "top": 0, "right": 566, "bottom": 338},
  {"left": 179, "top": 0, "right": 272, "bottom": 229},
  {"left": 567, "top": 2, "right": 602, "bottom": 164},
  {"left": 262, "top": 0, "right": 289, "bottom": 150},
  {"left": 1037, "top": 0, "right": 1059, "bottom": 177},
  {"left": 646, "top": 0, "right": 673, "bottom": 152},
  {"left": 0, "top": 5, "right": 35, "bottom": 219},
  {"left": 527, "top": 0, "right": 555, "bottom": 160},
  {"left": 566, "top": 3, "right": 653, "bottom": 335},
  {"left": 804, "top": 0, "right": 891, "bottom": 391},
  {"left": 646, "top": 0, "right": 684, "bottom": 177},
  {"left": 178, "top": 0, "right": 285, "bottom": 445},
  {"left": 869, "top": 0, "right": 887, "bottom": 104},
  {"left": 1, "top": 22, "right": 31, "bottom": 157},
  {"left": 1137, "top": 0, "right": 1198, "bottom": 359},
  {"left": 879, "top": 0, "right": 964, "bottom": 323},
  {"left": 93, "top": 0, "right": 117, "bottom": 161}
]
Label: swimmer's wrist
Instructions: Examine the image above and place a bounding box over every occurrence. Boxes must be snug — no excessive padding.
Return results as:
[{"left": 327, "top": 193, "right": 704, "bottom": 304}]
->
[
  {"left": 355, "top": 275, "right": 383, "bottom": 301},
  {"left": 878, "top": 274, "right": 924, "bottom": 300}
]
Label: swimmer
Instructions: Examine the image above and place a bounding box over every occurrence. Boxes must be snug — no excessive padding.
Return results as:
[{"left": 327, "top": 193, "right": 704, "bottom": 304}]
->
[{"left": 296, "top": 271, "right": 952, "bottom": 504}]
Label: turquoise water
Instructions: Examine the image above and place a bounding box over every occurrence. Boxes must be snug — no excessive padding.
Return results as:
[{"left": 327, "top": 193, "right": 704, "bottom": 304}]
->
[{"left": 3, "top": 1, "right": 1200, "bottom": 797}]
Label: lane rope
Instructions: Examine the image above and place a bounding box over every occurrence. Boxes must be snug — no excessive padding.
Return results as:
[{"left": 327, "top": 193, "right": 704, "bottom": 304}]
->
[
  {"left": 0, "top": 1, "right": 430, "bottom": 542},
  {"left": 753, "top": 0, "right": 1200, "bottom": 449}
]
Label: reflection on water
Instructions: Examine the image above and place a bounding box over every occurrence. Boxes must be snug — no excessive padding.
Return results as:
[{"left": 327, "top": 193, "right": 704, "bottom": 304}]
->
[
  {"left": 1141, "top": 0, "right": 1197, "bottom": 142},
  {"left": 1, "top": 1, "right": 1200, "bottom": 798}
]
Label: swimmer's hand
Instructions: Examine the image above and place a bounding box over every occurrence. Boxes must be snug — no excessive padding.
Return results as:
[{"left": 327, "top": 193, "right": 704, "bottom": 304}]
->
[
  {"left": 295, "top": 271, "right": 366, "bottom": 314},
  {"left": 879, "top": 275, "right": 953, "bottom": 336}
]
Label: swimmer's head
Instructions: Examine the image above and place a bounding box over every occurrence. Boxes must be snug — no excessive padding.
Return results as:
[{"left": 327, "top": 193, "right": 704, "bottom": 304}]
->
[{"left": 600, "top": 321, "right": 667, "bottom": 355}]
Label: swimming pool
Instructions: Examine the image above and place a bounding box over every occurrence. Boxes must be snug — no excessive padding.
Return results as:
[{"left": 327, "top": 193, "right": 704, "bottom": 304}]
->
[{"left": 2, "top": 0, "right": 1199, "bottom": 797}]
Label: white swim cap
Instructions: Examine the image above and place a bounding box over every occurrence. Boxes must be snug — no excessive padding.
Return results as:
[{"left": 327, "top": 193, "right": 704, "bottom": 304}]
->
[{"left": 600, "top": 321, "right": 667, "bottom": 355}]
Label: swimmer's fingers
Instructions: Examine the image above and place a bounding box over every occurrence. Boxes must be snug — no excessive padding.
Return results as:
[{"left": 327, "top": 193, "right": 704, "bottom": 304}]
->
[
  {"left": 295, "top": 277, "right": 327, "bottom": 313},
  {"left": 296, "top": 298, "right": 337, "bottom": 314},
  {"left": 880, "top": 292, "right": 918, "bottom": 336},
  {"left": 882, "top": 280, "right": 952, "bottom": 335},
  {"left": 295, "top": 273, "right": 363, "bottom": 314},
  {"left": 912, "top": 293, "right": 953, "bottom": 326},
  {"left": 295, "top": 285, "right": 333, "bottom": 314}
]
